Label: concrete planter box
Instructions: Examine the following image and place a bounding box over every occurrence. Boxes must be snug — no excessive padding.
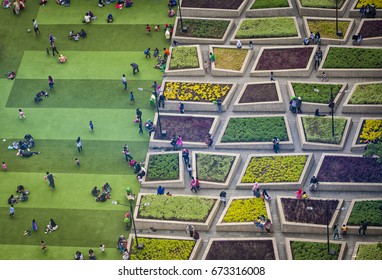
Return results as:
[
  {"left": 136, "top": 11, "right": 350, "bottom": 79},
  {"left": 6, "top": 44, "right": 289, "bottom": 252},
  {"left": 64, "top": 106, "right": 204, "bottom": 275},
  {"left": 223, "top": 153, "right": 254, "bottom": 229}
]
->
[
  {"left": 237, "top": 153, "right": 314, "bottom": 190},
  {"left": 165, "top": 45, "right": 205, "bottom": 77},
  {"left": 354, "top": 19, "right": 382, "bottom": 45},
  {"left": 342, "top": 198, "right": 382, "bottom": 236},
  {"left": 230, "top": 17, "right": 302, "bottom": 45},
  {"left": 277, "top": 196, "right": 344, "bottom": 234},
  {"left": 127, "top": 234, "right": 202, "bottom": 260},
  {"left": 302, "top": 17, "right": 355, "bottom": 45},
  {"left": 313, "top": 153, "right": 382, "bottom": 191},
  {"left": 160, "top": 80, "right": 238, "bottom": 112},
  {"left": 296, "top": 115, "right": 352, "bottom": 151},
  {"left": 210, "top": 45, "right": 253, "bottom": 77},
  {"left": 245, "top": 0, "right": 293, "bottom": 17},
  {"left": 352, "top": 242, "right": 382, "bottom": 260},
  {"left": 202, "top": 237, "right": 280, "bottom": 260},
  {"left": 318, "top": 45, "right": 382, "bottom": 78},
  {"left": 287, "top": 81, "right": 348, "bottom": 114},
  {"left": 180, "top": 0, "right": 248, "bottom": 18},
  {"left": 295, "top": 0, "right": 351, "bottom": 17},
  {"left": 215, "top": 114, "right": 294, "bottom": 150},
  {"left": 351, "top": 117, "right": 382, "bottom": 152},
  {"left": 285, "top": 238, "right": 347, "bottom": 260},
  {"left": 133, "top": 193, "right": 221, "bottom": 231},
  {"left": 342, "top": 81, "right": 382, "bottom": 113},
  {"left": 349, "top": 2, "right": 382, "bottom": 18},
  {"left": 141, "top": 151, "right": 184, "bottom": 189},
  {"left": 172, "top": 17, "right": 235, "bottom": 44},
  {"left": 150, "top": 113, "right": 220, "bottom": 149},
  {"left": 191, "top": 151, "right": 241, "bottom": 189},
  {"left": 251, "top": 45, "right": 317, "bottom": 77},
  {"left": 215, "top": 196, "right": 272, "bottom": 232}
]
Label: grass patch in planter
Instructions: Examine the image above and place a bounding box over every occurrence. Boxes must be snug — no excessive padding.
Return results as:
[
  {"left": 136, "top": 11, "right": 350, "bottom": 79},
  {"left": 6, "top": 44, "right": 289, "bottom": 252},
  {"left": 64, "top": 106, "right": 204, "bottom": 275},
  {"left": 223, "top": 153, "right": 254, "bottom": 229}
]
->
[
  {"left": 255, "top": 47, "right": 313, "bottom": 70},
  {"left": 349, "top": 83, "right": 382, "bottom": 104},
  {"left": 356, "top": 0, "right": 382, "bottom": 9},
  {"left": 239, "top": 83, "right": 279, "bottom": 103},
  {"left": 251, "top": 0, "right": 290, "bottom": 9},
  {"left": 347, "top": 200, "right": 382, "bottom": 226},
  {"left": 359, "top": 20, "right": 382, "bottom": 38},
  {"left": 356, "top": 119, "right": 382, "bottom": 144},
  {"left": 196, "top": 154, "right": 235, "bottom": 182},
  {"left": 214, "top": 48, "right": 248, "bottom": 71},
  {"left": 291, "top": 241, "right": 340, "bottom": 260},
  {"left": 323, "top": 47, "right": 382, "bottom": 69},
  {"left": 299, "top": 0, "right": 345, "bottom": 9},
  {"left": 169, "top": 46, "right": 199, "bottom": 70},
  {"left": 182, "top": 0, "right": 245, "bottom": 9},
  {"left": 291, "top": 83, "right": 342, "bottom": 104},
  {"left": 223, "top": 198, "right": 267, "bottom": 223},
  {"left": 307, "top": 19, "right": 350, "bottom": 39},
  {"left": 302, "top": 116, "right": 347, "bottom": 144},
  {"left": 146, "top": 153, "right": 179, "bottom": 181},
  {"left": 175, "top": 18, "right": 230, "bottom": 39},
  {"left": 356, "top": 243, "right": 382, "bottom": 260}
]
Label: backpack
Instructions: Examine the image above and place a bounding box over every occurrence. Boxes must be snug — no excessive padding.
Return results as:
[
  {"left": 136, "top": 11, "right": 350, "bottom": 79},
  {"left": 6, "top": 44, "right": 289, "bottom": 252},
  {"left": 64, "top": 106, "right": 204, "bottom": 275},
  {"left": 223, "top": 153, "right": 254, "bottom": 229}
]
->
[{"left": 144, "top": 49, "right": 149, "bottom": 55}]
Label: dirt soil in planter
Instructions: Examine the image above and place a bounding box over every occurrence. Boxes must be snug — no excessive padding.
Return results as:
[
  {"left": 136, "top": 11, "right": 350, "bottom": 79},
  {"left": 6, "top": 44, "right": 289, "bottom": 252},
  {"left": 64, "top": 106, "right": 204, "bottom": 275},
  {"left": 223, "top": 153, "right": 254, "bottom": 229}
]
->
[
  {"left": 239, "top": 83, "right": 279, "bottom": 103},
  {"left": 153, "top": 115, "right": 214, "bottom": 142},
  {"left": 359, "top": 20, "right": 382, "bottom": 38},
  {"left": 182, "top": 0, "right": 244, "bottom": 9},
  {"left": 205, "top": 240, "right": 276, "bottom": 260},
  {"left": 255, "top": 47, "right": 313, "bottom": 70}
]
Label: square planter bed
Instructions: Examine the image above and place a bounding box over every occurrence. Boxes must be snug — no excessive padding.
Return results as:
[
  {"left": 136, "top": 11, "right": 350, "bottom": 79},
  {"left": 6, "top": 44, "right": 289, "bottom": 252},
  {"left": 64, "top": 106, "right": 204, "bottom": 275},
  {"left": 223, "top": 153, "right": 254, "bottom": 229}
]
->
[
  {"left": 150, "top": 113, "right": 219, "bottom": 149},
  {"left": 314, "top": 153, "right": 382, "bottom": 191},
  {"left": 342, "top": 81, "right": 382, "bottom": 113},
  {"left": 245, "top": 0, "right": 294, "bottom": 17},
  {"left": 287, "top": 81, "right": 348, "bottom": 113},
  {"left": 191, "top": 151, "right": 241, "bottom": 189},
  {"left": 342, "top": 198, "right": 382, "bottom": 236},
  {"left": 161, "top": 80, "right": 238, "bottom": 112},
  {"left": 349, "top": 1, "right": 382, "bottom": 18},
  {"left": 352, "top": 242, "right": 382, "bottom": 260},
  {"left": 318, "top": 45, "right": 382, "bottom": 78},
  {"left": 296, "top": 115, "right": 352, "bottom": 151},
  {"left": 231, "top": 17, "right": 301, "bottom": 45},
  {"left": 215, "top": 197, "right": 272, "bottom": 232},
  {"left": 180, "top": 0, "right": 248, "bottom": 18},
  {"left": 165, "top": 45, "right": 205, "bottom": 77},
  {"left": 233, "top": 81, "right": 285, "bottom": 112},
  {"left": 303, "top": 17, "right": 355, "bottom": 45},
  {"left": 202, "top": 238, "right": 279, "bottom": 260},
  {"left": 285, "top": 238, "right": 347, "bottom": 260},
  {"left": 215, "top": 115, "right": 294, "bottom": 150},
  {"left": 351, "top": 118, "right": 382, "bottom": 152},
  {"left": 237, "top": 153, "right": 314, "bottom": 190},
  {"left": 277, "top": 196, "right": 344, "bottom": 234},
  {"left": 172, "top": 17, "right": 234, "bottom": 44},
  {"left": 141, "top": 151, "right": 184, "bottom": 189},
  {"left": 295, "top": 0, "right": 351, "bottom": 17},
  {"left": 133, "top": 193, "right": 220, "bottom": 231},
  {"left": 127, "top": 234, "right": 202, "bottom": 260},
  {"left": 251, "top": 45, "right": 316, "bottom": 77},
  {"left": 355, "top": 19, "right": 382, "bottom": 44},
  {"left": 210, "top": 45, "right": 253, "bottom": 77}
]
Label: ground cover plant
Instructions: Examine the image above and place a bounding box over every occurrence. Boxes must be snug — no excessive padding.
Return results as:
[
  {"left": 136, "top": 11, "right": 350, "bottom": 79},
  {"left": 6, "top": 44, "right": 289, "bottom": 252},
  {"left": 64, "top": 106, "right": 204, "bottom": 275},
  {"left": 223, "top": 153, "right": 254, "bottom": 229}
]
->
[
  {"left": 235, "top": 18, "right": 297, "bottom": 39},
  {"left": 356, "top": 243, "right": 382, "bottom": 260},
  {"left": 349, "top": 83, "right": 382, "bottom": 104},
  {"left": 221, "top": 117, "right": 288, "bottom": 142},
  {"left": 163, "top": 82, "right": 232, "bottom": 102},
  {"left": 153, "top": 115, "right": 214, "bottom": 142},
  {"left": 146, "top": 153, "right": 179, "bottom": 181},
  {"left": 138, "top": 195, "right": 215, "bottom": 222},
  {"left": 251, "top": 0, "right": 290, "bottom": 9},
  {"left": 182, "top": 0, "right": 245, "bottom": 9},
  {"left": 241, "top": 155, "right": 308, "bottom": 183},
  {"left": 307, "top": 19, "right": 350, "bottom": 39},
  {"left": 299, "top": 0, "right": 345, "bottom": 8},
  {"left": 205, "top": 240, "right": 276, "bottom": 260},
  {"left": 255, "top": 47, "right": 313, "bottom": 70},
  {"left": 302, "top": 116, "right": 347, "bottom": 144},
  {"left": 291, "top": 83, "right": 343, "bottom": 103},
  {"left": 175, "top": 18, "right": 230, "bottom": 39},
  {"left": 223, "top": 198, "right": 268, "bottom": 223},
  {"left": 356, "top": 119, "right": 382, "bottom": 144},
  {"left": 169, "top": 46, "right": 199, "bottom": 70},
  {"left": 317, "top": 156, "right": 382, "bottom": 183},
  {"left": 323, "top": 47, "right": 382, "bottom": 69},
  {"left": 239, "top": 83, "right": 279, "bottom": 103},
  {"left": 291, "top": 241, "right": 340, "bottom": 260},
  {"left": 130, "top": 238, "right": 196, "bottom": 260},
  {"left": 213, "top": 48, "right": 249, "bottom": 71},
  {"left": 347, "top": 200, "right": 382, "bottom": 226},
  {"left": 356, "top": 0, "right": 382, "bottom": 9},
  {"left": 359, "top": 20, "right": 382, "bottom": 38},
  {"left": 196, "top": 154, "right": 235, "bottom": 182}
]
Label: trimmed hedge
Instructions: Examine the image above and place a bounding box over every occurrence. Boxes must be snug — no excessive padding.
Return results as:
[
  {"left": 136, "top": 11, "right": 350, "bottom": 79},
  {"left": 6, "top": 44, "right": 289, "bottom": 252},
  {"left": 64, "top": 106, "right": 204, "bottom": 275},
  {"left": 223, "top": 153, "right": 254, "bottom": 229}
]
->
[{"left": 323, "top": 48, "right": 382, "bottom": 69}]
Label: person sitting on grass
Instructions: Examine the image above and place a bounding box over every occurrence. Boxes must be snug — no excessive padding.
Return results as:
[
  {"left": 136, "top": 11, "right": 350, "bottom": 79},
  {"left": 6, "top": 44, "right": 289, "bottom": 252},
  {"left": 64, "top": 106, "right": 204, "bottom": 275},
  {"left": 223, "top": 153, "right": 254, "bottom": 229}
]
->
[
  {"left": 8, "top": 194, "right": 18, "bottom": 205},
  {"left": 58, "top": 54, "right": 67, "bottom": 63},
  {"left": 79, "top": 29, "right": 87, "bottom": 38},
  {"left": 45, "top": 219, "right": 58, "bottom": 233},
  {"left": 16, "top": 185, "right": 29, "bottom": 195},
  {"left": 91, "top": 186, "right": 100, "bottom": 197},
  {"left": 107, "top": 13, "right": 113, "bottom": 23},
  {"left": 69, "top": 30, "right": 76, "bottom": 39},
  {"left": 3, "top": 0, "right": 11, "bottom": 8},
  {"left": 4, "top": 71, "right": 16, "bottom": 80},
  {"left": 125, "top": 0, "right": 133, "bottom": 7}
]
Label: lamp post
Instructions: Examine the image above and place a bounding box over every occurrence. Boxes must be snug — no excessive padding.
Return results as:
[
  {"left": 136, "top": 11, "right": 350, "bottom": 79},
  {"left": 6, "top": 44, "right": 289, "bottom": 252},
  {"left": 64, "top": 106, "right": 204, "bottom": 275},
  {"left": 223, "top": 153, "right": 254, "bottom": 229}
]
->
[
  {"left": 335, "top": 0, "right": 342, "bottom": 37},
  {"left": 178, "top": 0, "right": 187, "bottom": 33}
]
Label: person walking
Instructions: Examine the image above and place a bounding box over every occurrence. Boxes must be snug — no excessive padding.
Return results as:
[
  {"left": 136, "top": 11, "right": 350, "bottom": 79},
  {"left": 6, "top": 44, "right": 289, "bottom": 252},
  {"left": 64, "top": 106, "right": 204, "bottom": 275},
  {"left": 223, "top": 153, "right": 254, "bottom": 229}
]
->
[
  {"left": 75, "top": 158, "right": 80, "bottom": 166},
  {"left": 182, "top": 149, "right": 189, "bottom": 165},
  {"left": 76, "top": 137, "right": 83, "bottom": 152},
  {"left": 216, "top": 98, "right": 222, "bottom": 114},
  {"left": 32, "top": 219, "right": 38, "bottom": 231},
  {"left": 48, "top": 76, "right": 54, "bottom": 90},
  {"left": 209, "top": 52, "right": 215, "bottom": 63},
  {"left": 321, "top": 71, "right": 329, "bottom": 82},
  {"left": 18, "top": 109, "right": 26, "bottom": 119},
  {"left": 41, "top": 241, "right": 47, "bottom": 252},
  {"left": 89, "top": 121, "right": 94, "bottom": 132},
  {"left": 9, "top": 204, "right": 15, "bottom": 218},
  {"left": 264, "top": 219, "right": 272, "bottom": 234},
  {"left": 2, "top": 161, "right": 8, "bottom": 171},
  {"left": 333, "top": 224, "right": 341, "bottom": 240},
  {"left": 123, "top": 144, "right": 133, "bottom": 161},
  {"left": 121, "top": 74, "right": 127, "bottom": 90},
  {"left": 33, "top": 19, "right": 40, "bottom": 35},
  {"left": 144, "top": 48, "right": 151, "bottom": 58},
  {"left": 341, "top": 224, "right": 348, "bottom": 238},
  {"left": 130, "top": 63, "right": 139, "bottom": 75},
  {"left": 296, "top": 97, "right": 302, "bottom": 114},
  {"left": 130, "top": 91, "right": 135, "bottom": 103},
  {"left": 136, "top": 108, "right": 142, "bottom": 122},
  {"left": 219, "top": 190, "right": 227, "bottom": 206},
  {"left": 270, "top": 71, "right": 275, "bottom": 81},
  {"left": 138, "top": 121, "right": 143, "bottom": 134},
  {"left": 187, "top": 164, "right": 192, "bottom": 178},
  {"left": 51, "top": 42, "right": 59, "bottom": 56},
  {"left": 45, "top": 172, "right": 56, "bottom": 189},
  {"left": 158, "top": 93, "right": 165, "bottom": 108},
  {"left": 190, "top": 177, "right": 197, "bottom": 193},
  {"left": 359, "top": 221, "right": 368, "bottom": 237},
  {"left": 186, "top": 224, "right": 194, "bottom": 238},
  {"left": 178, "top": 102, "right": 184, "bottom": 114},
  {"left": 272, "top": 137, "right": 280, "bottom": 153}
]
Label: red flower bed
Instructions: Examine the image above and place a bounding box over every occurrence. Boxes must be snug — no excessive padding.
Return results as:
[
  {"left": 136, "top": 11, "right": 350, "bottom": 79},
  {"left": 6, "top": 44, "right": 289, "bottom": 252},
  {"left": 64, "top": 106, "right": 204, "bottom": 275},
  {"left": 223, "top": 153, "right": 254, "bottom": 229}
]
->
[
  {"left": 255, "top": 47, "right": 313, "bottom": 70},
  {"left": 239, "top": 83, "right": 279, "bottom": 103},
  {"left": 359, "top": 20, "right": 382, "bottom": 38},
  {"left": 182, "top": 0, "right": 244, "bottom": 9}
]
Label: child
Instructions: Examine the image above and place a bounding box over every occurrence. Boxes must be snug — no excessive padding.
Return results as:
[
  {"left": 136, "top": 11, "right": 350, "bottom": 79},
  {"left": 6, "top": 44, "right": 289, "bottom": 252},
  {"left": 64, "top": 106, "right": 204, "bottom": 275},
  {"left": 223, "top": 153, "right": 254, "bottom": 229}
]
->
[
  {"left": 155, "top": 25, "right": 160, "bottom": 31},
  {"left": 41, "top": 240, "right": 47, "bottom": 251},
  {"left": 19, "top": 109, "right": 26, "bottom": 119},
  {"left": 99, "top": 244, "right": 105, "bottom": 253},
  {"left": 23, "top": 230, "right": 31, "bottom": 237},
  {"left": 89, "top": 120, "right": 94, "bottom": 132},
  {"left": 130, "top": 92, "right": 135, "bottom": 103},
  {"left": 146, "top": 24, "right": 151, "bottom": 34},
  {"left": 2, "top": 162, "right": 7, "bottom": 171},
  {"left": 75, "top": 158, "right": 80, "bottom": 166},
  {"left": 322, "top": 72, "right": 329, "bottom": 82},
  {"left": 144, "top": 48, "right": 151, "bottom": 58},
  {"left": 341, "top": 224, "right": 348, "bottom": 238}
]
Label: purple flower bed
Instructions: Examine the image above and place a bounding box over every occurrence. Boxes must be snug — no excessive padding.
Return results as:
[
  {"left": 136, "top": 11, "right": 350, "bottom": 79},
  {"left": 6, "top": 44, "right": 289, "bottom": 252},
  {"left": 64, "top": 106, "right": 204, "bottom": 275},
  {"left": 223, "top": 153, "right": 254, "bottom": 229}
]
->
[
  {"left": 317, "top": 156, "right": 382, "bottom": 183},
  {"left": 281, "top": 198, "right": 339, "bottom": 224},
  {"left": 205, "top": 240, "right": 276, "bottom": 260},
  {"left": 153, "top": 115, "right": 214, "bottom": 142},
  {"left": 239, "top": 83, "right": 279, "bottom": 103},
  {"left": 255, "top": 47, "right": 314, "bottom": 70},
  {"left": 359, "top": 20, "right": 382, "bottom": 38},
  {"left": 182, "top": 0, "right": 244, "bottom": 9}
]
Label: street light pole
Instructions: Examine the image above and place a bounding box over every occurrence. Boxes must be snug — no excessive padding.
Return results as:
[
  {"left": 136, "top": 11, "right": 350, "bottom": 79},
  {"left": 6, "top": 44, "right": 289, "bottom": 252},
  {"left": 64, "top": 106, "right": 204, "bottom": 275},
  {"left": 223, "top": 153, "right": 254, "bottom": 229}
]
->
[
  {"left": 335, "top": 0, "right": 342, "bottom": 37},
  {"left": 326, "top": 205, "right": 332, "bottom": 255},
  {"left": 153, "top": 90, "right": 163, "bottom": 136},
  {"left": 128, "top": 196, "right": 139, "bottom": 248},
  {"left": 329, "top": 88, "right": 335, "bottom": 138}
]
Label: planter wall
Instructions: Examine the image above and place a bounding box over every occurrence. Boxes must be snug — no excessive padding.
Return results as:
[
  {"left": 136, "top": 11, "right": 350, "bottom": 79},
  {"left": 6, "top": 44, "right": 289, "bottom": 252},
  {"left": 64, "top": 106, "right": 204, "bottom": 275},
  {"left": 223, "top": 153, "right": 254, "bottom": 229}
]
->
[
  {"left": 352, "top": 242, "right": 382, "bottom": 260},
  {"left": 354, "top": 19, "right": 382, "bottom": 45},
  {"left": 180, "top": 0, "right": 248, "bottom": 18},
  {"left": 165, "top": 45, "right": 205, "bottom": 77},
  {"left": 245, "top": 0, "right": 294, "bottom": 17},
  {"left": 295, "top": 0, "right": 351, "bottom": 17},
  {"left": 351, "top": 117, "right": 382, "bottom": 152},
  {"left": 342, "top": 81, "right": 382, "bottom": 113},
  {"left": 349, "top": 2, "right": 382, "bottom": 18}
]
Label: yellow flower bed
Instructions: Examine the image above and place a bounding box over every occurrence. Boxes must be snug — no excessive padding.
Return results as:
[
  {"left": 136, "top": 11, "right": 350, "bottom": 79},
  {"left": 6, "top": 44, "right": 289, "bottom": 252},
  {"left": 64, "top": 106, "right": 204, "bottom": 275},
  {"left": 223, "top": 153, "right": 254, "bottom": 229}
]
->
[
  {"left": 356, "top": 0, "right": 382, "bottom": 9},
  {"left": 358, "top": 119, "right": 382, "bottom": 143},
  {"left": 223, "top": 198, "right": 268, "bottom": 223},
  {"left": 164, "top": 82, "right": 232, "bottom": 102}
]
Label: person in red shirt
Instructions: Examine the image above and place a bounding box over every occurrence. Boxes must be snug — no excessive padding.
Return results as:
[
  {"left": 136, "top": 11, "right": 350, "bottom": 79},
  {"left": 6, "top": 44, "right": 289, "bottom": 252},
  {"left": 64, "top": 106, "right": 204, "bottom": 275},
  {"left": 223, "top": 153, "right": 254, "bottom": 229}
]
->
[{"left": 146, "top": 24, "right": 151, "bottom": 34}]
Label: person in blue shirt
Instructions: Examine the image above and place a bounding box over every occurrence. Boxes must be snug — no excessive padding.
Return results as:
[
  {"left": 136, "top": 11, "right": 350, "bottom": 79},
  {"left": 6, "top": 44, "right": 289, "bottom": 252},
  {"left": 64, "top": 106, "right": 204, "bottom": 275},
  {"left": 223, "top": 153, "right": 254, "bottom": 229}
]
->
[{"left": 157, "top": 186, "right": 165, "bottom": 195}]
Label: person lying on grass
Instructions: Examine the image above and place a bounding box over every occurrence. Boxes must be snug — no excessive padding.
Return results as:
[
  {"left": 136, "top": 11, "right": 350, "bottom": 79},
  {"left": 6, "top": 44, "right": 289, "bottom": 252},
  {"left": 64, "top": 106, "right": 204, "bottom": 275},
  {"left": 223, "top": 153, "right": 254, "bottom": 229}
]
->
[{"left": 17, "top": 149, "right": 40, "bottom": 158}]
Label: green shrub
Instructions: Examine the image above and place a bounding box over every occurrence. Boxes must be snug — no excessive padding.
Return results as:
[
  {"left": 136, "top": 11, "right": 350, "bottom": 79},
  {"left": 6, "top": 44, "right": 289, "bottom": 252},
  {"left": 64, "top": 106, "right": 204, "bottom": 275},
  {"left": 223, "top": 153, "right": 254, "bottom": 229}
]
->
[
  {"left": 307, "top": 20, "right": 350, "bottom": 39},
  {"left": 323, "top": 48, "right": 382, "bottom": 69},
  {"left": 347, "top": 200, "right": 382, "bottom": 226},
  {"left": 356, "top": 243, "right": 382, "bottom": 260},
  {"left": 251, "top": 0, "right": 290, "bottom": 9},
  {"left": 300, "top": 0, "right": 345, "bottom": 8},
  {"left": 349, "top": 83, "right": 382, "bottom": 104},
  {"left": 176, "top": 19, "right": 230, "bottom": 39},
  {"left": 302, "top": 116, "right": 347, "bottom": 144},
  {"left": 223, "top": 198, "right": 268, "bottom": 223},
  {"left": 169, "top": 46, "right": 199, "bottom": 69},
  {"left": 146, "top": 153, "right": 179, "bottom": 181},
  {"left": 291, "top": 83, "right": 343, "bottom": 103},
  {"left": 196, "top": 154, "right": 235, "bottom": 182},
  {"left": 291, "top": 241, "right": 341, "bottom": 260}
]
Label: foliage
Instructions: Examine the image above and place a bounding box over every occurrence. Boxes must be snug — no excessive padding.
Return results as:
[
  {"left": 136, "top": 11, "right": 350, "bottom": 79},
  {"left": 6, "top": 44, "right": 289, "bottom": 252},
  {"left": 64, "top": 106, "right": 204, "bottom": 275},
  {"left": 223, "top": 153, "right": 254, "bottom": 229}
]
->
[
  {"left": 241, "top": 155, "right": 308, "bottom": 183},
  {"left": 323, "top": 48, "right": 382, "bottom": 69},
  {"left": 356, "top": 243, "right": 382, "bottom": 260},
  {"left": 359, "top": 20, "right": 382, "bottom": 38},
  {"left": 364, "top": 142, "right": 382, "bottom": 163},
  {"left": 356, "top": 0, "right": 382, "bottom": 9},
  {"left": 221, "top": 117, "right": 288, "bottom": 142},
  {"left": 164, "top": 82, "right": 232, "bottom": 102},
  {"left": 307, "top": 20, "right": 350, "bottom": 39},
  {"left": 130, "top": 238, "right": 196, "bottom": 260},
  {"left": 146, "top": 153, "right": 179, "bottom": 181},
  {"left": 255, "top": 47, "right": 313, "bottom": 70},
  {"left": 347, "top": 200, "right": 382, "bottom": 226},
  {"left": 251, "top": 0, "right": 290, "bottom": 9},
  {"left": 138, "top": 195, "right": 215, "bottom": 222},
  {"left": 239, "top": 83, "right": 279, "bottom": 103},
  {"left": 291, "top": 83, "right": 343, "bottom": 103},
  {"left": 291, "top": 241, "right": 340, "bottom": 260},
  {"left": 357, "top": 119, "right": 382, "bottom": 144},
  {"left": 175, "top": 18, "right": 230, "bottom": 39},
  {"left": 235, "top": 18, "right": 297, "bottom": 39},
  {"left": 302, "top": 116, "right": 347, "bottom": 144},
  {"left": 300, "top": 0, "right": 345, "bottom": 9},
  {"left": 182, "top": 0, "right": 245, "bottom": 9},
  {"left": 169, "top": 47, "right": 199, "bottom": 69},
  {"left": 223, "top": 198, "right": 268, "bottom": 223},
  {"left": 196, "top": 154, "right": 235, "bottom": 182},
  {"left": 214, "top": 48, "right": 249, "bottom": 71},
  {"left": 349, "top": 83, "right": 382, "bottom": 104}
]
